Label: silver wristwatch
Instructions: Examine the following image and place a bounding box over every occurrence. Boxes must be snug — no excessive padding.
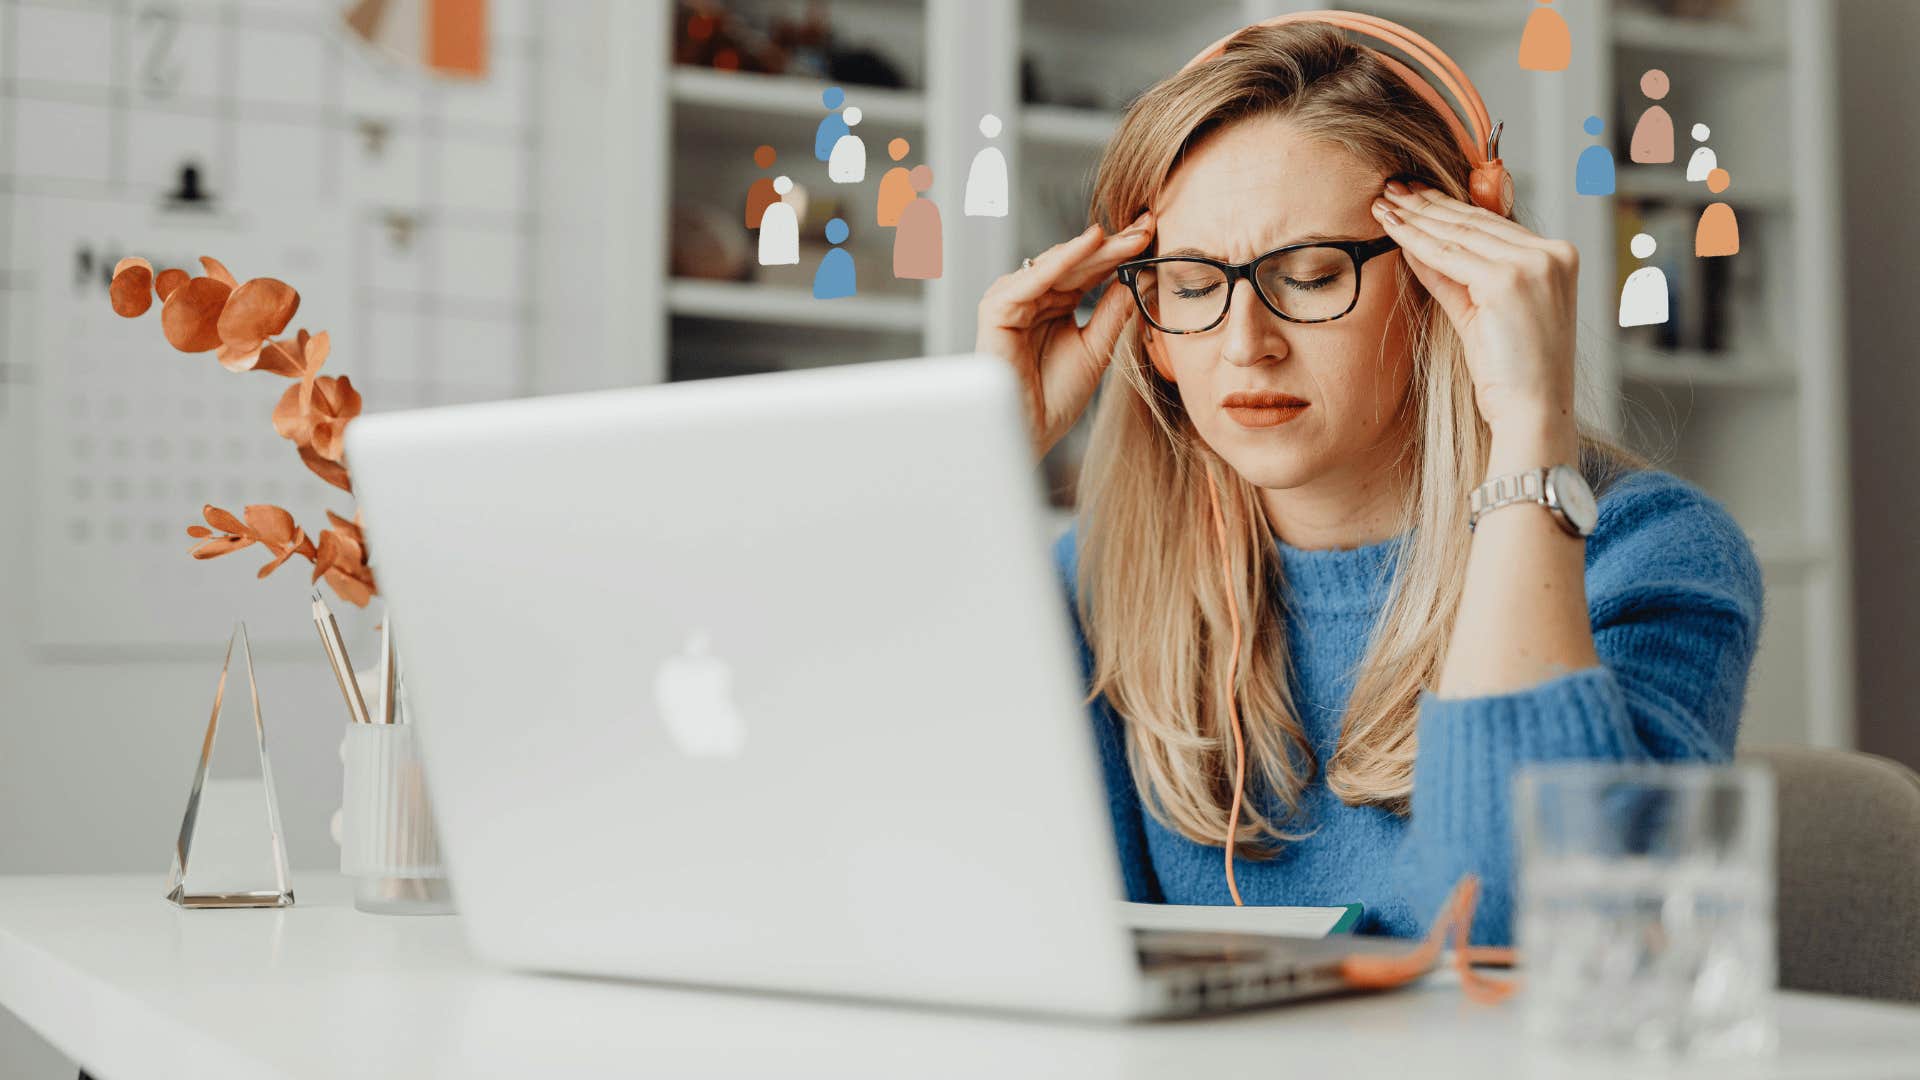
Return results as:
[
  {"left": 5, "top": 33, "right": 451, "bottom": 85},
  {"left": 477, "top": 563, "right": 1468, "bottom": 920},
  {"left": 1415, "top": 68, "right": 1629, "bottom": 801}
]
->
[{"left": 1468, "top": 463, "right": 1597, "bottom": 537}]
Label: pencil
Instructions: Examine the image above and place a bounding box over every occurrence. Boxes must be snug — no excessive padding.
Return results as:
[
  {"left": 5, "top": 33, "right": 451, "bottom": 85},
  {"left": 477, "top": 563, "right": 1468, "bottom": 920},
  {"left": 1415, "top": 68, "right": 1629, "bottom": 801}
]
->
[{"left": 312, "top": 591, "right": 373, "bottom": 726}]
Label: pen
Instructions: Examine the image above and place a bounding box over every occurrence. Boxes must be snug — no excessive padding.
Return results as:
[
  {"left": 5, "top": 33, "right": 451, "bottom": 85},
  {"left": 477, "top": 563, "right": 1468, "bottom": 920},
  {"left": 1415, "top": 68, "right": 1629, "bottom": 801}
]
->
[
  {"left": 378, "top": 615, "right": 399, "bottom": 725},
  {"left": 312, "top": 591, "right": 374, "bottom": 726}
]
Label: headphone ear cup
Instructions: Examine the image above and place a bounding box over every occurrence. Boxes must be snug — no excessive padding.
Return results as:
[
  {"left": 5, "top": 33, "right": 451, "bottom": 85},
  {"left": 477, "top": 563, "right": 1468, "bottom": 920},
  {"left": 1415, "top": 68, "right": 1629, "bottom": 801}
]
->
[{"left": 1470, "top": 162, "right": 1515, "bottom": 217}]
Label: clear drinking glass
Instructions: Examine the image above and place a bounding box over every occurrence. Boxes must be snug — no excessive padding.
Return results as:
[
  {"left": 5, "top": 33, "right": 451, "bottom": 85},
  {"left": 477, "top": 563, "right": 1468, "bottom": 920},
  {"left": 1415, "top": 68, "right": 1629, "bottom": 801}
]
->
[
  {"left": 339, "top": 668, "right": 454, "bottom": 915},
  {"left": 1515, "top": 762, "right": 1777, "bottom": 1057}
]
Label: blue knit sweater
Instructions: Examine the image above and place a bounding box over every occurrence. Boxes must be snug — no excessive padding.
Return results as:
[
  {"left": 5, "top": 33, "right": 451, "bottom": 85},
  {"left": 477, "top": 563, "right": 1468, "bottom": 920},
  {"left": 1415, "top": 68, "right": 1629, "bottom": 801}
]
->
[{"left": 1051, "top": 467, "right": 1765, "bottom": 946}]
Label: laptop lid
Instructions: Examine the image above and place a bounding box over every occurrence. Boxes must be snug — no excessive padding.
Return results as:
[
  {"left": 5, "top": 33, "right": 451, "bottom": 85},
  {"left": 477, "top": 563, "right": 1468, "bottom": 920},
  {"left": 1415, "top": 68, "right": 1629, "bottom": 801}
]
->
[{"left": 344, "top": 353, "right": 1145, "bottom": 1018}]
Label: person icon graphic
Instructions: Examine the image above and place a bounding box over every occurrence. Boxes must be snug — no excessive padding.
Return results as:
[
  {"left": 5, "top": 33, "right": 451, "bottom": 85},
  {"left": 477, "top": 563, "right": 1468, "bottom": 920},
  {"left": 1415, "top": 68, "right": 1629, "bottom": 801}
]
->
[
  {"left": 757, "top": 176, "right": 800, "bottom": 266},
  {"left": 1685, "top": 123, "right": 1719, "bottom": 183},
  {"left": 828, "top": 107, "right": 867, "bottom": 183},
  {"left": 1619, "top": 232, "right": 1669, "bottom": 327},
  {"left": 1575, "top": 116, "right": 1615, "bottom": 196},
  {"left": 1518, "top": 0, "right": 1571, "bottom": 71},
  {"left": 964, "top": 113, "right": 1009, "bottom": 217},
  {"left": 892, "top": 165, "right": 942, "bottom": 280},
  {"left": 1695, "top": 168, "right": 1740, "bottom": 257},
  {"left": 744, "top": 145, "right": 780, "bottom": 229},
  {"left": 814, "top": 86, "right": 849, "bottom": 162},
  {"left": 1630, "top": 69, "right": 1675, "bottom": 164},
  {"left": 813, "top": 217, "right": 857, "bottom": 299},
  {"left": 877, "top": 138, "right": 914, "bottom": 227}
]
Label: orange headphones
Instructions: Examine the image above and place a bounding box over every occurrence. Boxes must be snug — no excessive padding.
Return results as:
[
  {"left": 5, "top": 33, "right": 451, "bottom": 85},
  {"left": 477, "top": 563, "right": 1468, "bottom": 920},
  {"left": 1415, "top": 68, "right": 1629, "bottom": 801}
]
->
[
  {"left": 1172, "top": 12, "right": 1511, "bottom": 906},
  {"left": 1181, "top": 10, "right": 1514, "bottom": 217}
]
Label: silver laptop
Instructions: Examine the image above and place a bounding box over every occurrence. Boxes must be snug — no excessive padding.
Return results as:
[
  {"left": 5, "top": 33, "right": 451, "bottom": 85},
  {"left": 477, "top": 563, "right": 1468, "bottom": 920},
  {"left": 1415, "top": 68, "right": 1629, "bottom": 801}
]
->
[{"left": 343, "top": 352, "right": 1424, "bottom": 1021}]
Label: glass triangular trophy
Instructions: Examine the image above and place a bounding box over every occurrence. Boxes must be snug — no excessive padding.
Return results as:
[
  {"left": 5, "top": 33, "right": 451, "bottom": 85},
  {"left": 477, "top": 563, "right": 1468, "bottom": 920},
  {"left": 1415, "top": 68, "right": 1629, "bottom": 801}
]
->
[{"left": 164, "top": 622, "right": 296, "bottom": 908}]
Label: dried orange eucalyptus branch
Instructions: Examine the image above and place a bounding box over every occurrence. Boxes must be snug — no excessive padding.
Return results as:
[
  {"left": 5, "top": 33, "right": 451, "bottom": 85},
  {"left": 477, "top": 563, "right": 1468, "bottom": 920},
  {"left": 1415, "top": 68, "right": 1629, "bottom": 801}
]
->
[{"left": 108, "top": 254, "right": 376, "bottom": 607}]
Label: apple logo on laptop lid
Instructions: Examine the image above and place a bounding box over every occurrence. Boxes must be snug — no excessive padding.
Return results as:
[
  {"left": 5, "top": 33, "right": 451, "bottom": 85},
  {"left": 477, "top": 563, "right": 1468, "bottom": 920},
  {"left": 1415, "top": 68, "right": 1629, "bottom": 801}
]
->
[{"left": 652, "top": 630, "right": 747, "bottom": 757}]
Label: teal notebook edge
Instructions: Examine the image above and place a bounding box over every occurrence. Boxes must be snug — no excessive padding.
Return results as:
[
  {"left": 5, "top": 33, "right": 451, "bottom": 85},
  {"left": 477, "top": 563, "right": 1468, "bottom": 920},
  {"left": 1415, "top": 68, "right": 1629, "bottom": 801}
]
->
[{"left": 1328, "top": 903, "right": 1364, "bottom": 935}]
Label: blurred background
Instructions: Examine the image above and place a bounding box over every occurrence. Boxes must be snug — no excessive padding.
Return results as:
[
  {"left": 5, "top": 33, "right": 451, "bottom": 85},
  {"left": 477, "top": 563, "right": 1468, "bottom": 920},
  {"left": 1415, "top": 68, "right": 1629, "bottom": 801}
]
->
[{"left": 0, "top": 0, "right": 1914, "bottom": 1073}]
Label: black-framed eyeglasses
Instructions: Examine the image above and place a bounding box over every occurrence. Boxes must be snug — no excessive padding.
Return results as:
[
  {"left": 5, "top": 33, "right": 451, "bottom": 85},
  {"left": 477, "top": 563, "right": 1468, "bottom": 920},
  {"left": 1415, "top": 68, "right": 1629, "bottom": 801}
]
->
[{"left": 1115, "top": 235, "right": 1400, "bottom": 334}]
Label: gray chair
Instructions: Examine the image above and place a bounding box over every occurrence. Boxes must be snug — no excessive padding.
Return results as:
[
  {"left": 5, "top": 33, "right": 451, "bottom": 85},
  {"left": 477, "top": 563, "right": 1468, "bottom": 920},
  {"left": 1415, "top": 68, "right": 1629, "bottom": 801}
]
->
[{"left": 1741, "top": 744, "right": 1920, "bottom": 1003}]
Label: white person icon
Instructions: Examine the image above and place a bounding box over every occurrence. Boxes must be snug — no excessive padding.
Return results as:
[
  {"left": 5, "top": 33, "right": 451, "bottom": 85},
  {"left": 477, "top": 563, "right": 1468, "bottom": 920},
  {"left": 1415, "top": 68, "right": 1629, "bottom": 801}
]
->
[
  {"left": 828, "top": 107, "right": 867, "bottom": 183},
  {"left": 757, "top": 176, "right": 800, "bottom": 266},
  {"left": 964, "top": 113, "right": 1009, "bottom": 217}
]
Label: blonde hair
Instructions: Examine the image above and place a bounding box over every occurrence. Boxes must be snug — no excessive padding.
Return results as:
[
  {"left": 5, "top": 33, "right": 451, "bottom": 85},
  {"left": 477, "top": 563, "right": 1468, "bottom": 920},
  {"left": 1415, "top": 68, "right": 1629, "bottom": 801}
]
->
[{"left": 1072, "top": 23, "right": 1645, "bottom": 853}]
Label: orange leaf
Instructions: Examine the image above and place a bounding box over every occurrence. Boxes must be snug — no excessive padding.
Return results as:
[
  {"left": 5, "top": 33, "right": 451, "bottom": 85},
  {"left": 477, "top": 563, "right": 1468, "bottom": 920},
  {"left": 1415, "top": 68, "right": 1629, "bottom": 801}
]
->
[
  {"left": 192, "top": 535, "right": 254, "bottom": 559},
  {"left": 186, "top": 524, "right": 213, "bottom": 538},
  {"left": 323, "top": 566, "right": 376, "bottom": 608},
  {"left": 332, "top": 374, "right": 362, "bottom": 417},
  {"left": 155, "top": 268, "right": 189, "bottom": 301},
  {"left": 254, "top": 339, "right": 304, "bottom": 378},
  {"left": 215, "top": 341, "right": 263, "bottom": 372},
  {"left": 217, "top": 278, "right": 300, "bottom": 355},
  {"left": 199, "top": 256, "right": 237, "bottom": 287},
  {"left": 110, "top": 265, "right": 154, "bottom": 317},
  {"left": 113, "top": 256, "right": 152, "bottom": 277},
  {"left": 312, "top": 529, "right": 342, "bottom": 582},
  {"left": 272, "top": 382, "right": 312, "bottom": 444},
  {"left": 160, "top": 277, "right": 232, "bottom": 352},
  {"left": 305, "top": 330, "right": 331, "bottom": 373},
  {"left": 311, "top": 419, "right": 339, "bottom": 462},
  {"left": 256, "top": 546, "right": 298, "bottom": 579},
  {"left": 311, "top": 376, "right": 340, "bottom": 414},
  {"left": 202, "top": 504, "right": 247, "bottom": 535},
  {"left": 242, "top": 504, "right": 297, "bottom": 548},
  {"left": 300, "top": 443, "right": 353, "bottom": 492}
]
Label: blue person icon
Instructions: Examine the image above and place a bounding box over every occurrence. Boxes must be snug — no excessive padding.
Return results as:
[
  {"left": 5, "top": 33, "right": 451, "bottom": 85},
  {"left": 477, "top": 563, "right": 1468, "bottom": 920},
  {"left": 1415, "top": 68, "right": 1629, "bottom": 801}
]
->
[
  {"left": 813, "top": 217, "right": 857, "bottom": 300},
  {"left": 815, "top": 86, "right": 849, "bottom": 162},
  {"left": 1575, "top": 115, "right": 1616, "bottom": 196}
]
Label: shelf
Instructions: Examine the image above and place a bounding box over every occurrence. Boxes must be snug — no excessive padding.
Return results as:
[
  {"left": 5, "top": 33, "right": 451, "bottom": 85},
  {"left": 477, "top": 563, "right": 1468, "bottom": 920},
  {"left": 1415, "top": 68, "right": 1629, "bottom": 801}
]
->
[
  {"left": 1618, "top": 346, "right": 1797, "bottom": 391},
  {"left": 670, "top": 67, "right": 924, "bottom": 131},
  {"left": 1611, "top": 11, "right": 1787, "bottom": 60},
  {"left": 1615, "top": 170, "right": 1792, "bottom": 211},
  {"left": 1020, "top": 105, "right": 1118, "bottom": 151},
  {"left": 667, "top": 278, "right": 925, "bottom": 333}
]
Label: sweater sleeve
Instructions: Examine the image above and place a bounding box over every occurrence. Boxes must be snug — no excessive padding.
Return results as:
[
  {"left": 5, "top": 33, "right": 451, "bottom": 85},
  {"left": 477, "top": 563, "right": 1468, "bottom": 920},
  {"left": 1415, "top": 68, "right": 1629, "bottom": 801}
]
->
[
  {"left": 1053, "top": 526, "right": 1165, "bottom": 904},
  {"left": 1397, "top": 470, "right": 1766, "bottom": 946}
]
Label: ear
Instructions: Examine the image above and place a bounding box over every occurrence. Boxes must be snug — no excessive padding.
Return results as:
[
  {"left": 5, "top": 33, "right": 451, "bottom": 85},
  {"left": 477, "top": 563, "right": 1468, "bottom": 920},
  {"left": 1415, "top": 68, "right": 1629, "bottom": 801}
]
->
[{"left": 1141, "top": 325, "right": 1176, "bottom": 382}]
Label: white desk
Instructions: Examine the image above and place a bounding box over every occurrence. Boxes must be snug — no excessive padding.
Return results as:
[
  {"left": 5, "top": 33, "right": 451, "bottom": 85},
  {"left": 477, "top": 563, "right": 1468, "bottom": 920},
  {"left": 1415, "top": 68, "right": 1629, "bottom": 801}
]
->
[{"left": 2, "top": 873, "right": 1916, "bottom": 1080}]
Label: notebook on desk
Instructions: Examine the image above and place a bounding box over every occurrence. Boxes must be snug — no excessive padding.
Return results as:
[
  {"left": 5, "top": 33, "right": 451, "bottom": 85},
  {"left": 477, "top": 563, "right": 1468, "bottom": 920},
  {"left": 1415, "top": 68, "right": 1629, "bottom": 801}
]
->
[{"left": 1119, "top": 901, "right": 1363, "bottom": 938}]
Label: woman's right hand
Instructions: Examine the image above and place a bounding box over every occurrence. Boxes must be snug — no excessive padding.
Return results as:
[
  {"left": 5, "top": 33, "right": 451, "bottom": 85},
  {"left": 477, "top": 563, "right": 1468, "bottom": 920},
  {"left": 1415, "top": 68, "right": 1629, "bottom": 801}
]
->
[{"left": 975, "top": 211, "right": 1154, "bottom": 460}]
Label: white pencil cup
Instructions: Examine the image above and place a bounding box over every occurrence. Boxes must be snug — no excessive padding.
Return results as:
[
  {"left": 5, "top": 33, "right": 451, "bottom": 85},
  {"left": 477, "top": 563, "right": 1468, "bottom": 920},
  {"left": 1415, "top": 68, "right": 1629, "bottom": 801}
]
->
[{"left": 337, "top": 672, "right": 454, "bottom": 915}]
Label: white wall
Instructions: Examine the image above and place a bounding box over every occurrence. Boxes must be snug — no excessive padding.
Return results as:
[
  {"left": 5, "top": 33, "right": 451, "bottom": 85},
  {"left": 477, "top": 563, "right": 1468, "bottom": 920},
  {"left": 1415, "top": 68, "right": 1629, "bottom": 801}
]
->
[{"left": 0, "top": 1, "right": 563, "bottom": 1073}]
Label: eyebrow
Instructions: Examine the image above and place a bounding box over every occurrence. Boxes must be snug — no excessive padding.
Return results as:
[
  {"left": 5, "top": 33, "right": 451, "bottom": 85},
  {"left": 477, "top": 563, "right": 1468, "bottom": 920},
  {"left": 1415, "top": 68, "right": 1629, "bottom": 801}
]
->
[{"left": 1158, "top": 232, "right": 1360, "bottom": 258}]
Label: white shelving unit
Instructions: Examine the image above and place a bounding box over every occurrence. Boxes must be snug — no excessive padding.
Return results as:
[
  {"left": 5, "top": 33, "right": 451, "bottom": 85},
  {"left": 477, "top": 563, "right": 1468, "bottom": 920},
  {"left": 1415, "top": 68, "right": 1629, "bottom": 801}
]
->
[{"left": 601, "top": 0, "right": 1851, "bottom": 750}]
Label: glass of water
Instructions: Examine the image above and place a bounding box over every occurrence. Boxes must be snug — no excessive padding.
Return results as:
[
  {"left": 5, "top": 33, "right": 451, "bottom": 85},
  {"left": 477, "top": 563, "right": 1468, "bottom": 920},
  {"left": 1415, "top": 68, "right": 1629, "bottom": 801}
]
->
[{"left": 1515, "top": 762, "right": 1777, "bottom": 1057}]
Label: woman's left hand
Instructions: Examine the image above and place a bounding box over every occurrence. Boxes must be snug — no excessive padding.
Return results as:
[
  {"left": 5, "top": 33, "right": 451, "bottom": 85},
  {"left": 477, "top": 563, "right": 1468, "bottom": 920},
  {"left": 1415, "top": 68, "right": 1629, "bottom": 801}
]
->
[{"left": 1371, "top": 179, "right": 1580, "bottom": 436}]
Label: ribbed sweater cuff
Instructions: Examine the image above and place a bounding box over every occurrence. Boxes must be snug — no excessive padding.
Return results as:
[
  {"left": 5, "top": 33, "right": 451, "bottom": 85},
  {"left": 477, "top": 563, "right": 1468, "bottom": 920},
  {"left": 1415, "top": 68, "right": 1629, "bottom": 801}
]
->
[{"left": 1412, "top": 665, "right": 1638, "bottom": 843}]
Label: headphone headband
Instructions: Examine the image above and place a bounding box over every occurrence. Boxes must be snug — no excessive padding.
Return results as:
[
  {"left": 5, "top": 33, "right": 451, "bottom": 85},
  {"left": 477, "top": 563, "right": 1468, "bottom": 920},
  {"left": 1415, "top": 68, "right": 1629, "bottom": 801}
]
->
[{"left": 1179, "top": 9, "right": 1513, "bottom": 215}]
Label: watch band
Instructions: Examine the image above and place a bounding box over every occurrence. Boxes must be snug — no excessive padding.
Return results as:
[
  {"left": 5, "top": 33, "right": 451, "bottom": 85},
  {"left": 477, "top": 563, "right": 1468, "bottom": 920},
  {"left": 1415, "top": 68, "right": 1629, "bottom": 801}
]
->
[{"left": 1468, "top": 467, "right": 1552, "bottom": 533}]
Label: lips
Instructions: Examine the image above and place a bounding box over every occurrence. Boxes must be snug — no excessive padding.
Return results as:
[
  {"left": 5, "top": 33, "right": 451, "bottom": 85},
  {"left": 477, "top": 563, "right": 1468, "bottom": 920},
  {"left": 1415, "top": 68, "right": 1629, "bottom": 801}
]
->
[
  {"left": 1221, "top": 390, "right": 1309, "bottom": 408},
  {"left": 1220, "top": 390, "right": 1309, "bottom": 429}
]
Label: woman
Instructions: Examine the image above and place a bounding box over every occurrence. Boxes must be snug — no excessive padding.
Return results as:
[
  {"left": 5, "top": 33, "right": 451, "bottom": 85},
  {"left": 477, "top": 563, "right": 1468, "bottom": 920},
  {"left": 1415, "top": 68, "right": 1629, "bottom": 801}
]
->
[{"left": 973, "top": 22, "right": 1763, "bottom": 945}]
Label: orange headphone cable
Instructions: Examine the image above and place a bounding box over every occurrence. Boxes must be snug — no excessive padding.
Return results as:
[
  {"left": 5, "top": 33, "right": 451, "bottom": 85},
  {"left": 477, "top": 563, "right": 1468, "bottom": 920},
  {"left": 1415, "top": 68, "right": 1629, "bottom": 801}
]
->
[
  {"left": 1203, "top": 464, "right": 1521, "bottom": 991},
  {"left": 1202, "top": 465, "right": 1248, "bottom": 906}
]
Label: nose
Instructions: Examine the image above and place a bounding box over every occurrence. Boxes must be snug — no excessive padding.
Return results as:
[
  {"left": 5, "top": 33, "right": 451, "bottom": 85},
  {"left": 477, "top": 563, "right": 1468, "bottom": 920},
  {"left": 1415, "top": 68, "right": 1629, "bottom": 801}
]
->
[{"left": 1217, "top": 275, "right": 1289, "bottom": 368}]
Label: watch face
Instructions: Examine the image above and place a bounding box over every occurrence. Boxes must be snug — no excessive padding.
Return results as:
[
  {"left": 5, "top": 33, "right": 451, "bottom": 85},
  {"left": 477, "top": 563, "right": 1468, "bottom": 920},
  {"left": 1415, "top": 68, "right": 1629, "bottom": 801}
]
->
[{"left": 1549, "top": 464, "right": 1599, "bottom": 536}]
